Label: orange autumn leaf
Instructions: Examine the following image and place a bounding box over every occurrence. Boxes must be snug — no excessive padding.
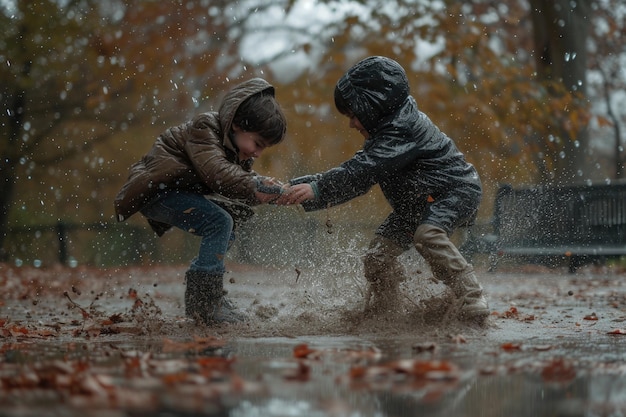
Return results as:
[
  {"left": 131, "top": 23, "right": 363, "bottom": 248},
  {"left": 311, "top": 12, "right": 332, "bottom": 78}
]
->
[
  {"left": 349, "top": 366, "right": 367, "bottom": 379},
  {"left": 349, "top": 359, "right": 459, "bottom": 383},
  {"left": 162, "top": 372, "right": 191, "bottom": 385},
  {"left": 9, "top": 326, "right": 29, "bottom": 335},
  {"left": 607, "top": 329, "right": 626, "bottom": 335},
  {"left": 501, "top": 342, "right": 522, "bottom": 351},
  {"left": 162, "top": 336, "right": 225, "bottom": 353},
  {"left": 293, "top": 343, "right": 318, "bottom": 359},
  {"left": 196, "top": 356, "right": 235, "bottom": 372},
  {"left": 411, "top": 360, "right": 459, "bottom": 380},
  {"left": 541, "top": 358, "right": 576, "bottom": 383}
]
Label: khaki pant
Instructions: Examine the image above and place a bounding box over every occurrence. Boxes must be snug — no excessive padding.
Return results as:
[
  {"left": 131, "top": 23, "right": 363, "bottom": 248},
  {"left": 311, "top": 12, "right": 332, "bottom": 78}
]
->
[
  {"left": 414, "top": 224, "right": 489, "bottom": 318},
  {"left": 362, "top": 224, "right": 488, "bottom": 319},
  {"left": 413, "top": 223, "right": 470, "bottom": 284}
]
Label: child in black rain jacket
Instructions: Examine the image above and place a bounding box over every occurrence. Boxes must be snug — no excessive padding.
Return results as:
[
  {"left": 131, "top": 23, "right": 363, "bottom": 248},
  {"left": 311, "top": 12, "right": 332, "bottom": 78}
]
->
[{"left": 277, "top": 56, "right": 489, "bottom": 322}]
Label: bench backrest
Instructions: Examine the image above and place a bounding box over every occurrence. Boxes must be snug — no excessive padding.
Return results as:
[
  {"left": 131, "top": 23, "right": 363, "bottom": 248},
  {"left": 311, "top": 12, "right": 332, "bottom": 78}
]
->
[{"left": 494, "top": 182, "right": 626, "bottom": 248}]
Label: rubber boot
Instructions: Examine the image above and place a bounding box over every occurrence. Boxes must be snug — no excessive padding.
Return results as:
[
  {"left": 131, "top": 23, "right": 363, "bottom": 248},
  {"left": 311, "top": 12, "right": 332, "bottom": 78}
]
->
[
  {"left": 414, "top": 224, "right": 489, "bottom": 321},
  {"left": 363, "top": 235, "right": 408, "bottom": 313},
  {"left": 184, "top": 270, "right": 246, "bottom": 324},
  {"left": 447, "top": 267, "right": 490, "bottom": 320}
]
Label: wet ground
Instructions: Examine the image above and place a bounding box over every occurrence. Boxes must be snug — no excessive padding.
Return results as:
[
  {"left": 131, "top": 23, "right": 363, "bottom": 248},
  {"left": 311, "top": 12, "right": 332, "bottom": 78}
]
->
[{"left": 1, "top": 258, "right": 626, "bottom": 417}]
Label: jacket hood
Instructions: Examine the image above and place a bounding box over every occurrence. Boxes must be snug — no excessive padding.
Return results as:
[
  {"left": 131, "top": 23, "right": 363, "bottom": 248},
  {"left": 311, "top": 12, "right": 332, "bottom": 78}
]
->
[
  {"left": 335, "top": 56, "right": 410, "bottom": 134},
  {"left": 218, "top": 77, "right": 276, "bottom": 153}
]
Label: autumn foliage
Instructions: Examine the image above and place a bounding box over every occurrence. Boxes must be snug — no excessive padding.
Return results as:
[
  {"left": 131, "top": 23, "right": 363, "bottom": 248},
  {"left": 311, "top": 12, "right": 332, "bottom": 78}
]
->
[{"left": 2, "top": 0, "right": 621, "bottom": 256}]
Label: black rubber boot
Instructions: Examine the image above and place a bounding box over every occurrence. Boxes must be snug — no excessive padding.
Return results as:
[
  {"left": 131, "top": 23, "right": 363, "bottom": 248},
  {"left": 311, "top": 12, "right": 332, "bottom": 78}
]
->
[{"left": 184, "top": 270, "right": 246, "bottom": 325}]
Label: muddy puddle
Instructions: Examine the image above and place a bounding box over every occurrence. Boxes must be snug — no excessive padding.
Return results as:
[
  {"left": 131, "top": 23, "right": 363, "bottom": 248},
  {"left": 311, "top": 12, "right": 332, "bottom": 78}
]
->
[{"left": 1, "top": 262, "right": 626, "bottom": 416}]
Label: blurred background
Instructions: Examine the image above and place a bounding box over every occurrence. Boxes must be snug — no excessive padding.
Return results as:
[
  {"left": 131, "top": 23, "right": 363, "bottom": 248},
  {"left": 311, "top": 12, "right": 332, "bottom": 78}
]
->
[{"left": 1, "top": 0, "right": 624, "bottom": 268}]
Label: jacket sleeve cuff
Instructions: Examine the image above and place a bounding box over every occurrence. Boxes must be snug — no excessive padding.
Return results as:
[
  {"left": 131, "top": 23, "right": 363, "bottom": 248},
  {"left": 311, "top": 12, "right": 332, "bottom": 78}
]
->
[
  {"left": 290, "top": 174, "right": 320, "bottom": 185},
  {"left": 310, "top": 181, "right": 320, "bottom": 199}
]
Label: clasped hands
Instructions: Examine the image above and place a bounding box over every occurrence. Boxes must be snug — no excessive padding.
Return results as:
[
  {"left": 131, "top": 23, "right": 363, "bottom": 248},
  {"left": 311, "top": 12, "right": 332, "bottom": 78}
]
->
[{"left": 255, "top": 177, "right": 314, "bottom": 205}]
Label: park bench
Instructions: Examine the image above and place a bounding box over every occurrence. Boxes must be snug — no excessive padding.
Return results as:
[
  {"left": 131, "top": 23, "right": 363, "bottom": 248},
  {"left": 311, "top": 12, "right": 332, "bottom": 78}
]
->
[{"left": 462, "top": 181, "right": 626, "bottom": 272}]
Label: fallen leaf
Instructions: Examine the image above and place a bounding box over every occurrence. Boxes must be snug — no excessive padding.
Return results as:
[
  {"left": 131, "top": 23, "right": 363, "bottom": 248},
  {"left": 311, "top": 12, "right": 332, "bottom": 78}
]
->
[
  {"left": 293, "top": 343, "right": 319, "bottom": 359},
  {"left": 541, "top": 358, "right": 576, "bottom": 383},
  {"left": 9, "top": 326, "right": 29, "bottom": 336},
  {"left": 501, "top": 342, "right": 522, "bottom": 351},
  {"left": 162, "top": 336, "right": 225, "bottom": 353}
]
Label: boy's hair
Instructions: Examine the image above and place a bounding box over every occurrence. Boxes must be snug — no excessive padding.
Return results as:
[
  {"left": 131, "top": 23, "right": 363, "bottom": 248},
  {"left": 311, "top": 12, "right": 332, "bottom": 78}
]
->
[
  {"left": 333, "top": 86, "right": 351, "bottom": 116},
  {"left": 232, "top": 92, "right": 287, "bottom": 145}
]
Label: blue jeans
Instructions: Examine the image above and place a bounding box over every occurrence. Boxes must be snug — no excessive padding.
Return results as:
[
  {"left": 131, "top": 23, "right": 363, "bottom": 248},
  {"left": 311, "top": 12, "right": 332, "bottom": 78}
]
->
[{"left": 141, "top": 192, "right": 235, "bottom": 274}]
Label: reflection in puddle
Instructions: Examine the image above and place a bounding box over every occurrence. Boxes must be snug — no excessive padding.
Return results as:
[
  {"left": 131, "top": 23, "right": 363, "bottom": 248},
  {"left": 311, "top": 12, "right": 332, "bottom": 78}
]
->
[
  {"left": 1, "top": 330, "right": 626, "bottom": 416},
  {"left": 225, "top": 338, "right": 626, "bottom": 417}
]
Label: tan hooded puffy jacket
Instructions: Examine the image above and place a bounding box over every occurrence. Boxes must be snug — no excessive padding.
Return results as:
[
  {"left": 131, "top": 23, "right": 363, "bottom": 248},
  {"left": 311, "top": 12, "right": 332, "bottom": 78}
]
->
[{"left": 114, "top": 78, "right": 274, "bottom": 234}]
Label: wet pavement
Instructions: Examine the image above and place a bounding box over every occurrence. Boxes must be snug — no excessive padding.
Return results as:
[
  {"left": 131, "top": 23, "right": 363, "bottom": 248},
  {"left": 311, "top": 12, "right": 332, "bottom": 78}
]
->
[{"left": 1, "top": 260, "right": 625, "bottom": 416}]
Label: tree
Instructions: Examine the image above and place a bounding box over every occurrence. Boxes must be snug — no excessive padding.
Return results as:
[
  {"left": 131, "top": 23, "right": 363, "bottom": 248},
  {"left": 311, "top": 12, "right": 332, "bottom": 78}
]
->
[
  {"left": 2, "top": 0, "right": 623, "bottom": 265},
  {"left": 0, "top": 0, "right": 247, "bottom": 257},
  {"left": 587, "top": 0, "right": 626, "bottom": 179},
  {"left": 1, "top": 1, "right": 142, "bottom": 256},
  {"left": 231, "top": 0, "right": 598, "bottom": 185},
  {"left": 529, "top": 0, "right": 592, "bottom": 183}
]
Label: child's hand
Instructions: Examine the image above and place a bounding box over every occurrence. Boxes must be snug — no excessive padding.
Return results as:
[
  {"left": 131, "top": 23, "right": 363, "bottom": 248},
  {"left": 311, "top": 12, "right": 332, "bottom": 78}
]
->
[
  {"left": 254, "top": 177, "right": 285, "bottom": 204},
  {"left": 274, "top": 184, "right": 314, "bottom": 205}
]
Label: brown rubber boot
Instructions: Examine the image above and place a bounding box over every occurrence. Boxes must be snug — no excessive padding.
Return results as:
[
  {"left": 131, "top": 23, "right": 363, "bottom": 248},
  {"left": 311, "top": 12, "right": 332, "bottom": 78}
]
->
[
  {"left": 414, "top": 224, "right": 489, "bottom": 321},
  {"left": 184, "top": 270, "right": 246, "bottom": 325},
  {"left": 363, "top": 235, "right": 408, "bottom": 313},
  {"left": 447, "top": 268, "right": 490, "bottom": 320}
]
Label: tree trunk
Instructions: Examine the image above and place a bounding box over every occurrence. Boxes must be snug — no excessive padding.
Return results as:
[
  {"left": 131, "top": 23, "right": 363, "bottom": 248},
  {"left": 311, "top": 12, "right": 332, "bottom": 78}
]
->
[
  {"left": 0, "top": 25, "right": 30, "bottom": 258},
  {"left": 0, "top": 164, "right": 16, "bottom": 261},
  {"left": 529, "top": 0, "right": 592, "bottom": 184}
]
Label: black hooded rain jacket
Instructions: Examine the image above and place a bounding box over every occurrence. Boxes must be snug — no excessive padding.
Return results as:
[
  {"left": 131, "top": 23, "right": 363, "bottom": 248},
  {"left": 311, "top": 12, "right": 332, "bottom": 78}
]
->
[{"left": 293, "top": 56, "right": 482, "bottom": 249}]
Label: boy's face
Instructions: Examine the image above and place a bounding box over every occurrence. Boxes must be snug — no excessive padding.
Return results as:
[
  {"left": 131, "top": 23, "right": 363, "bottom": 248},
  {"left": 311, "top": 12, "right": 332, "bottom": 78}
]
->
[
  {"left": 232, "top": 124, "right": 270, "bottom": 160},
  {"left": 346, "top": 113, "right": 369, "bottom": 139}
]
